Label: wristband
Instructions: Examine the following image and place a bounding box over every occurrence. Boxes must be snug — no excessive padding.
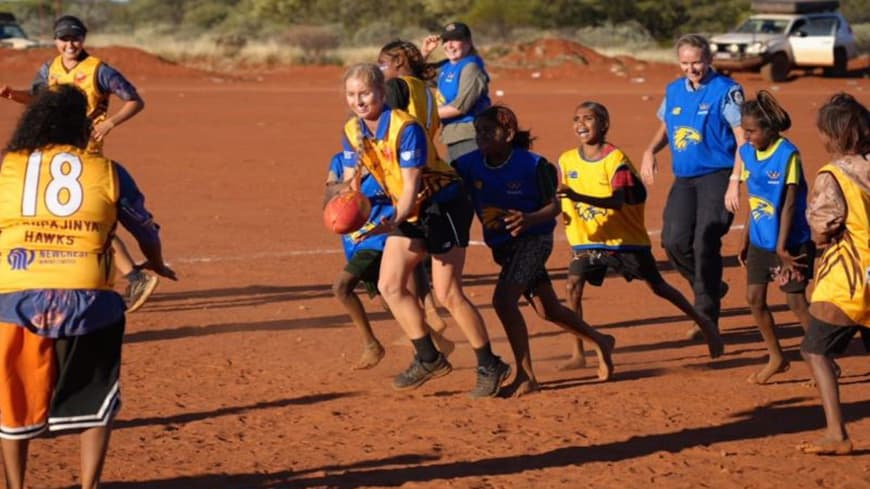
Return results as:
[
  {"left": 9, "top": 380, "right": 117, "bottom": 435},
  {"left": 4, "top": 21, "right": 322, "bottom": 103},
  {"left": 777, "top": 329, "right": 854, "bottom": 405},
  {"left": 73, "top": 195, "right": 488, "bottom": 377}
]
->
[{"left": 729, "top": 175, "right": 739, "bottom": 181}]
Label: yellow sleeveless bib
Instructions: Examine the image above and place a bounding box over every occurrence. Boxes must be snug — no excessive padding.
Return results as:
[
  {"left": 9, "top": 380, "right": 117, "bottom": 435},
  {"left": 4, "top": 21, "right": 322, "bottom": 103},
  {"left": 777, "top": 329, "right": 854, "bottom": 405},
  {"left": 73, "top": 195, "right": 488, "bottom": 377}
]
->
[
  {"left": 344, "top": 110, "right": 458, "bottom": 221},
  {"left": 48, "top": 55, "right": 108, "bottom": 154},
  {"left": 400, "top": 75, "right": 440, "bottom": 142},
  {"left": 810, "top": 164, "right": 870, "bottom": 326},
  {"left": 558, "top": 147, "right": 650, "bottom": 250},
  {"left": 0, "top": 146, "right": 118, "bottom": 291}
]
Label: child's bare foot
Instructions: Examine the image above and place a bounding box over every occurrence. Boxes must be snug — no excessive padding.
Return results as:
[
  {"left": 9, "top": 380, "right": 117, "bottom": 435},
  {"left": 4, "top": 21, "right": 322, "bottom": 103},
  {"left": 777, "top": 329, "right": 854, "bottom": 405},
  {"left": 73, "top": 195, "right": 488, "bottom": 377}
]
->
[
  {"left": 502, "top": 372, "right": 540, "bottom": 398},
  {"left": 796, "top": 437, "right": 853, "bottom": 455},
  {"left": 431, "top": 330, "right": 455, "bottom": 358},
  {"left": 509, "top": 378, "right": 540, "bottom": 398},
  {"left": 556, "top": 354, "right": 587, "bottom": 371},
  {"left": 351, "top": 342, "right": 385, "bottom": 370},
  {"left": 594, "top": 334, "right": 616, "bottom": 381},
  {"left": 747, "top": 358, "right": 789, "bottom": 384}
]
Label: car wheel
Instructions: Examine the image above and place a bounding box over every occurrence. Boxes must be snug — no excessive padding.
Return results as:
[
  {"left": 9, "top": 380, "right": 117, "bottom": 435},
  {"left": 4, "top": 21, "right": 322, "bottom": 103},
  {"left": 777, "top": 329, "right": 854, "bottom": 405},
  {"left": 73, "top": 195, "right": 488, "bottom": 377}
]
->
[
  {"left": 761, "top": 53, "right": 790, "bottom": 82},
  {"left": 823, "top": 48, "right": 847, "bottom": 77}
]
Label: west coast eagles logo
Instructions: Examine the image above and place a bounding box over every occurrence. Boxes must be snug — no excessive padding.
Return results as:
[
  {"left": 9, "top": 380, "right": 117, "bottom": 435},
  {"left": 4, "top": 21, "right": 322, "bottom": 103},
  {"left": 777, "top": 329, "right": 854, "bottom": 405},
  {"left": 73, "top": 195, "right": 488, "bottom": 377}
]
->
[
  {"left": 749, "top": 196, "right": 775, "bottom": 221},
  {"left": 576, "top": 203, "right": 606, "bottom": 222},
  {"left": 673, "top": 127, "right": 702, "bottom": 151}
]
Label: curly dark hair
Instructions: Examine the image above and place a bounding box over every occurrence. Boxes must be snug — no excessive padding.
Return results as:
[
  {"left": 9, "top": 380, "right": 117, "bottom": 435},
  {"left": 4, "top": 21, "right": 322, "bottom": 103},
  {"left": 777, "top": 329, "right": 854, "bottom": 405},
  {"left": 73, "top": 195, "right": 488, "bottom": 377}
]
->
[
  {"left": 4, "top": 84, "right": 91, "bottom": 152},
  {"left": 475, "top": 105, "right": 534, "bottom": 150}
]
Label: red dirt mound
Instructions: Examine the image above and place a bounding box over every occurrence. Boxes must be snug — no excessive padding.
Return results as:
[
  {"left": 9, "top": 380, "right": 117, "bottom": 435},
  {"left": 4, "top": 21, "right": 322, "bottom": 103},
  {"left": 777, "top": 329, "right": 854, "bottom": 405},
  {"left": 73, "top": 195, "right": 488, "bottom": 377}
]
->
[
  {"left": 0, "top": 46, "right": 208, "bottom": 80},
  {"left": 484, "top": 37, "right": 657, "bottom": 80}
]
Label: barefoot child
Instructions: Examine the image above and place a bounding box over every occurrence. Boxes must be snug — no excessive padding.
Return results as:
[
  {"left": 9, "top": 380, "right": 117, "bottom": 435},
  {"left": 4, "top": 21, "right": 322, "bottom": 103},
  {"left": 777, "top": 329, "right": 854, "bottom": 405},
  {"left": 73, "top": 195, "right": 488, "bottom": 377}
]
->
[
  {"left": 737, "top": 90, "right": 814, "bottom": 385},
  {"left": 325, "top": 152, "right": 453, "bottom": 369},
  {"left": 798, "top": 93, "right": 869, "bottom": 456},
  {"left": 340, "top": 64, "right": 508, "bottom": 397},
  {"left": 454, "top": 105, "right": 616, "bottom": 397},
  {"left": 556, "top": 101, "right": 723, "bottom": 369}
]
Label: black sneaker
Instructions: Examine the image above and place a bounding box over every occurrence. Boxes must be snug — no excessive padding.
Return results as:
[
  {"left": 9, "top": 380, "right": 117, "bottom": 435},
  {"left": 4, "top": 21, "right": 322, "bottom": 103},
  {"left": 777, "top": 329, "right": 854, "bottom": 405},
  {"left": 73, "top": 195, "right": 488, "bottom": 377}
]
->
[
  {"left": 392, "top": 353, "right": 452, "bottom": 391},
  {"left": 469, "top": 358, "right": 511, "bottom": 399}
]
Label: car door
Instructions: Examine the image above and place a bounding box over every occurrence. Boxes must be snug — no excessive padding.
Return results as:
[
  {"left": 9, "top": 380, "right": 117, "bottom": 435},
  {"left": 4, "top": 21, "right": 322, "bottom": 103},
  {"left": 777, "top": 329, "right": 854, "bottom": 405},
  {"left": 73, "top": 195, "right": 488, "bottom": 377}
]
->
[{"left": 789, "top": 16, "right": 836, "bottom": 66}]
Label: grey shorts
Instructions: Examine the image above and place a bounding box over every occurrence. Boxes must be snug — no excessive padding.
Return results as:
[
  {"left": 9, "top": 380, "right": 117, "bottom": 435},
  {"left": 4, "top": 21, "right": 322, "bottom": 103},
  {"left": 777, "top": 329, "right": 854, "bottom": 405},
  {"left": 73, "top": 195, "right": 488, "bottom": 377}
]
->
[{"left": 491, "top": 234, "right": 553, "bottom": 296}]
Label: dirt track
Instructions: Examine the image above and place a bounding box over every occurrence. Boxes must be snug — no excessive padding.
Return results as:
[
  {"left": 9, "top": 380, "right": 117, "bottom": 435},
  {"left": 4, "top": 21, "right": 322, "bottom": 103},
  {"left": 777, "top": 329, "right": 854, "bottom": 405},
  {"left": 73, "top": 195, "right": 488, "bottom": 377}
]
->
[{"left": 0, "top": 44, "right": 869, "bottom": 488}]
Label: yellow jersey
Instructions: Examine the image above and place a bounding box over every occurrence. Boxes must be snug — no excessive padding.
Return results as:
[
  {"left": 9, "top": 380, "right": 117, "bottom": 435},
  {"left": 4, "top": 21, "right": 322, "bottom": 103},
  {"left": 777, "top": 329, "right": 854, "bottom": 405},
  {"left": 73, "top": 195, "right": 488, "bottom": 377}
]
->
[
  {"left": 400, "top": 75, "right": 440, "bottom": 142},
  {"left": 47, "top": 55, "right": 108, "bottom": 154},
  {"left": 343, "top": 108, "right": 458, "bottom": 221},
  {"left": 559, "top": 145, "right": 650, "bottom": 251},
  {"left": 811, "top": 164, "right": 869, "bottom": 327},
  {"left": 0, "top": 145, "right": 118, "bottom": 291}
]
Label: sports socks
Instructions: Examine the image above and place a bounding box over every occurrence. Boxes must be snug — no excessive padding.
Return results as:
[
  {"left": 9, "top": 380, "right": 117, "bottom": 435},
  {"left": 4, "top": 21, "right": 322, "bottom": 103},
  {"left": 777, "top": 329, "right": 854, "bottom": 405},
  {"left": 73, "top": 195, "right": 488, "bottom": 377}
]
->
[
  {"left": 473, "top": 343, "right": 498, "bottom": 368},
  {"left": 412, "top": 335, "right": 439, "bottom": 363}
]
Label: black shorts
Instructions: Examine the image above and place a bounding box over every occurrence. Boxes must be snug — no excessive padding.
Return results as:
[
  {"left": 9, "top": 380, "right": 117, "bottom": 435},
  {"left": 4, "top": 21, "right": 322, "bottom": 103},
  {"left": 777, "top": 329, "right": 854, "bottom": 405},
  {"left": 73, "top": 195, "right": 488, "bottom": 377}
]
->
[
  {"left": 491, "top": 234, "right": 553, "bottom": 300},
  {"left": 746, "top": 241, "right": 815, "bottom": 293},
  {"left": 801, "top": 316, "right": 862, "bottom": 356},
  {"left": 568, "top": 248, "right": 663, "bottom": 286},
  {"left": 344, "top": 249, "right": 382, "bottom": 298},
  {"left": 394, "top": 187, "right": 473, "bottom": 255}
]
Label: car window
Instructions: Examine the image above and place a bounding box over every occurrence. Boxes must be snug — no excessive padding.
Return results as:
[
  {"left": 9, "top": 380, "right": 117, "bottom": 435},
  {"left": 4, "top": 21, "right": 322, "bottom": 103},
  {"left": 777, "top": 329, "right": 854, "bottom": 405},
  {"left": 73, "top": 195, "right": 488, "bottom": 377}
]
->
[
  {"left": 0, "top": 24, "right": 27, "bottom": 39},
  {"left": 800, "top": 17, "right": 837, "bottom": 36},
  {"left": 737, "top": 18, "right": 789, "bottom": 34}
]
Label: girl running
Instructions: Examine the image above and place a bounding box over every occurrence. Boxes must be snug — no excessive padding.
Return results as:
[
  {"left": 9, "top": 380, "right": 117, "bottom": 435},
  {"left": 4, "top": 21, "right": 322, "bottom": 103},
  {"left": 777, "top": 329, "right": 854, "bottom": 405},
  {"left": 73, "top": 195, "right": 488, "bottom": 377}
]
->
[
  {"left": 798, "top": 93, "right": 869, "bottom": 455},
  {"left": 454, "top": 105, "right": 616, "bottom": 397},
  {"left": 557, "top": 101, "right": 723, "bottom": 369},
  {"left": 737, "top": 90, "right": 814, "bottom": 385},
  {"left": 340, "top": 64, "right": 508, "bottom": 398},
  {"left": 325, "top": 153, "right": 452, "bottom": 369}
]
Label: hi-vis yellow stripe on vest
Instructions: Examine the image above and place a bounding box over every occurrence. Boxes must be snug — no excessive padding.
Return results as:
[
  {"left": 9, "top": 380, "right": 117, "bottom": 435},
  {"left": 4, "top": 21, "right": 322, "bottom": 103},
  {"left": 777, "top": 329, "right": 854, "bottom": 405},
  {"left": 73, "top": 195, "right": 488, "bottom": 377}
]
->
[
  {"left": 0, "top": 146, "right": 118, "bottom": 291},
  {"left": 811, "top": 164, "right": 870, "bottom": 326}
]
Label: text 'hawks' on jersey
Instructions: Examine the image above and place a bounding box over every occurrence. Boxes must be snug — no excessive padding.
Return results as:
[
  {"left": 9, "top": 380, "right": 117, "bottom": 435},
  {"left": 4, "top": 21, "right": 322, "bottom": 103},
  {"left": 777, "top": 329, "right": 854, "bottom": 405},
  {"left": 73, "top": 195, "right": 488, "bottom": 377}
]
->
[{"left": 0, "top": 145, "right": 118, "bottom": 292}]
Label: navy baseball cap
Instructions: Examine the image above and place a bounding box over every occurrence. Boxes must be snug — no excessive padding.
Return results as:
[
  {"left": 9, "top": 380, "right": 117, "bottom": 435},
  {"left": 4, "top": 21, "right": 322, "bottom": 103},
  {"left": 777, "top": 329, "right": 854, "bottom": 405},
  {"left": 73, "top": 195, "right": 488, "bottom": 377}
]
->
[
  {"left": 54, "top": 15, "right": 87, "bottom": 39},
  {"left": 441, "top": 22, "right": 472, "bottom": 42}
]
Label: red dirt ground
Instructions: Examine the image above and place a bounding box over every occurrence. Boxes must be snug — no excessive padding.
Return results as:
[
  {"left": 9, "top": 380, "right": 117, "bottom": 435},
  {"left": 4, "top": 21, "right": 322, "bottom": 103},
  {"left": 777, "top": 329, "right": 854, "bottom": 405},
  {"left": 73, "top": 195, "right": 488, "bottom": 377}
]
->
[{"left": 0, "top": 43, "right": 869, "bottom": 488}]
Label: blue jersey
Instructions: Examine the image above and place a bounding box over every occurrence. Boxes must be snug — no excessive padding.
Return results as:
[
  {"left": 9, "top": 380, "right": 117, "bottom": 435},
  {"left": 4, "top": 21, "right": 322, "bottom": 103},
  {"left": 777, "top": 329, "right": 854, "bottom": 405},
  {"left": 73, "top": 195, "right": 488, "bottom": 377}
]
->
[
  {"left": 327, "top": 154, "right": 393, "bottom": 259},
  {"left": 663, "top": 72, "right": 741, "bottom": 178},
  {"left": 454, "top": 148, "right": 556, "bottom": 247},
  {"left": 437, "top": 55, "right": 491, "bottom": 126},
  {"left": 740, "top": 138, "right": 810, "bottom": 251}
]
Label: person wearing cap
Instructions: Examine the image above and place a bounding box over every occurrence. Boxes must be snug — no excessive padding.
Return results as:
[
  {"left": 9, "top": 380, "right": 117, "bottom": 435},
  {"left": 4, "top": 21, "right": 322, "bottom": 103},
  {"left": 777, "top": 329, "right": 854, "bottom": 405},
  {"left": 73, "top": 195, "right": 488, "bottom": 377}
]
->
[
  {"left": 1, "top": 15, "right": 161, "bottom": 315},
  {"left": 421, "top": 22, "right": 491, "bottom": 163}
]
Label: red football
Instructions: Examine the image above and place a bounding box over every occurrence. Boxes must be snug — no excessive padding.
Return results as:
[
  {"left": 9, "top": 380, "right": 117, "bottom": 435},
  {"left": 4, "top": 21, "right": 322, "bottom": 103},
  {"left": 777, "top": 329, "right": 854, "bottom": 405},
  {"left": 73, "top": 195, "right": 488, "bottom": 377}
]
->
[{"left": 323, "top": 191, "right": 371, "bottom": 234}]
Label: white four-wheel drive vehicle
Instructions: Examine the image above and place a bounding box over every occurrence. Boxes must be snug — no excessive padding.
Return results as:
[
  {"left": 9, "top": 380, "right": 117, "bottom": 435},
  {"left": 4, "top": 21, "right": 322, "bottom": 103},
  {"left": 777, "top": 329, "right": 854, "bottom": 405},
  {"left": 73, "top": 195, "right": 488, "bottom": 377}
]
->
[
  {"left": 710, "top": 0, "right": 859, "bottom": 82},
  {"left": 0, "top": 12, "right": 40, "bottom": 49}
]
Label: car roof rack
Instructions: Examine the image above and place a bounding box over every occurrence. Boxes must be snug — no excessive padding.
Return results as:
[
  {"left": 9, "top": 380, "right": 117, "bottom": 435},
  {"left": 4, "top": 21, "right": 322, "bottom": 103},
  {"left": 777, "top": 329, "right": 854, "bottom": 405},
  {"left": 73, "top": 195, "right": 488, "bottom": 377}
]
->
[{"left": 751, "top": 1, "right": 840, "bottom": 13}]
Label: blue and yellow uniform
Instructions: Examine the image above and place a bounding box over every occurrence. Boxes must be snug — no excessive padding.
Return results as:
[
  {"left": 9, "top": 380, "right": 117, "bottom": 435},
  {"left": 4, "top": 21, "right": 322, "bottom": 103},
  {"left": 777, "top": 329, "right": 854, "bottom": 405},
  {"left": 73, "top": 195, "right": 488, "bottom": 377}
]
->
[
  {"left": 32, "top": 52, "right": 141, "bottom": 153},
  {"left": 455, "top": 148, "right": 555, "bottom": 248},
  {"left": 655, "top": 69, "right": 743, "bottom": 325},
  {"left": 559, "top": 145, "right": 649, "bottom": 252},
  {"left": 436, "top": 55, "right": 491, "bottom": 127},
  {"left": 662, "top": 72, "right": 742, "bottom": 178},
  {"left": 741, "top": 137, "right": 810, "bottom": 252},
  {"left": 342, "top": 108, "right": 460, "bottom": 222},
  {"left": 327, "top": 153, "right": 393, "bottom": 259},
  {"left": 0, "top": 145, "right": 160, "bottom": 438},
  {"left": 455, "top": 148, "right": 556, "bottom": 290}
]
